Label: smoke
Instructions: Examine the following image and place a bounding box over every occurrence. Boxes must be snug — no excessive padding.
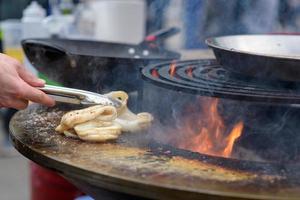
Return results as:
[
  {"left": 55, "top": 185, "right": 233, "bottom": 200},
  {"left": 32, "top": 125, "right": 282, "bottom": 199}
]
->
[
  {"left": 23, "top": 1, "right": 300, "bottom": 164},
  {"left": 143, "top": 81, "right": 300, "bottom": 163}
]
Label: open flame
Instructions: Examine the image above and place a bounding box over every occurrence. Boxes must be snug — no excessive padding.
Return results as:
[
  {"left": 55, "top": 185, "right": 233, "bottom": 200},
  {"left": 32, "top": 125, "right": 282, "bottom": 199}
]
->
[
  {"left": 151, "top": 69, "right": 159, "bottom": 78},
  {"left": 170, "top": 62, "right": 176, "bottom": 76},
  {"left": 174, "top": 98, "right": 244, "bottom": 158},
  {"left": 169, "top": 62, "right": 193, "bottom": 78},
  {"left": 152, "top": 62, "right": 243, "bottom": 157},
  {"left": 186, "top": 67, "right": 193, "bottom": 77}
]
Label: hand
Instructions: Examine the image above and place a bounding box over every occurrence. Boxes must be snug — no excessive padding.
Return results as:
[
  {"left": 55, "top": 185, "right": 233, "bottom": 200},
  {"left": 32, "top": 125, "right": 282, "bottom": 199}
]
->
[{"left": 0, "top": 53, "right": 55, "bottom": 109}]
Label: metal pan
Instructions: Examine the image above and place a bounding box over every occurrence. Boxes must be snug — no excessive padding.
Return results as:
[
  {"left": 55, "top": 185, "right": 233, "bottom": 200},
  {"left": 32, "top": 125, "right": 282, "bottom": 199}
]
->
[
  {"left": 22, "top": 28, "right": 180, "bottom": 111},
  {"left": 22, "top": 27, "right": 180, "bottom": 92},
  {"left": 206, "top": 35, "right": 300, "bottom": 82}
]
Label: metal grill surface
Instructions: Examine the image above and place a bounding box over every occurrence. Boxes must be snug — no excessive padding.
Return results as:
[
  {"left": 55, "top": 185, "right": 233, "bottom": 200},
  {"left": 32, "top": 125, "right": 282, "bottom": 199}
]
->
[
  {"left": 8, "top": 105, "right": 300, "bottom": 200},
  {"left": 142, "top": 59, "right": 300, "bottom": 104}
]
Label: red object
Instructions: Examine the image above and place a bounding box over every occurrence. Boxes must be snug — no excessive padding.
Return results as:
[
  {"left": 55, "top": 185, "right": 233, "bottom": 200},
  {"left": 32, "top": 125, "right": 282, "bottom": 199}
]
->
[
  {"left": 145, "top": 35, "right": 157, "bottom": 42},
  {"left": 30, "top": 163, "right": 83, "bottom": 200}
]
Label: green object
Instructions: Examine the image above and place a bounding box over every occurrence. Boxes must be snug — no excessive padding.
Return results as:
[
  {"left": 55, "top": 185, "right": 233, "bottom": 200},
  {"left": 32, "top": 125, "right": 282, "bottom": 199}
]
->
[
  {"left": 61, "top": 9, "right": 72, "bottom": 15},
  {"left": 0, "top": 29, "right": 2, "bottom": 40},
  {"left": 38, "top": 73, "right": 62, "bottom": 86}
]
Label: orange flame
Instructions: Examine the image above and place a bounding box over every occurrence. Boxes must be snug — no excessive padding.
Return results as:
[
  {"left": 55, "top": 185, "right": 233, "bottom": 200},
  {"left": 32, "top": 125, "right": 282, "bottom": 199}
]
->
[
  {"left": 151, "top": 69, "right": 159, "bottom": 78},
  {"left": 174, "top": 98, "right": 243, "bottom": 158},
  {"left": 170, "top": 62, "right": 176, "bottom": 76},
  {"left": 223, "top": 121, "right": 243, "bottom": 157},
  {"left": 186, "top": 67, "right": 193, "bottom": 77}
]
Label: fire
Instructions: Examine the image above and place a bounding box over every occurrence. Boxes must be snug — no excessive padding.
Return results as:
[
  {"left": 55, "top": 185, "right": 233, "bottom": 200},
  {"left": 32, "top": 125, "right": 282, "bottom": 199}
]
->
[
  {"left": 175, "top": 98, "right": 244, "bottom": 158},
  {"left": 223, "top": 121, "right": 243, "bottom": 157},
  {"left": 186, "top": 67, "right": 193, "bottom": 77},
  {"left": 151, "top": 69, "right": 159, "bottom": 78},
  {"left": 170, "top": 62, "right": 176, "bottom": 76}
]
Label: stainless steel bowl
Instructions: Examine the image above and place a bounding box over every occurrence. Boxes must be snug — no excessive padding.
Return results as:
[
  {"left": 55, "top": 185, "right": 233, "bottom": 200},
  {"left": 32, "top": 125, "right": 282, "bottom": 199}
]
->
[{"left": 206, "top": 35, "right": 300, "bottom": 82}]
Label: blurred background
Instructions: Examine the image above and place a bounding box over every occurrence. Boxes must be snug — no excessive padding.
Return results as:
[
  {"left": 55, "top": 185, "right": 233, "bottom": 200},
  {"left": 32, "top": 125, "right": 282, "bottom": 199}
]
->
[
  {"left": 2, "top": 0, "right": 300, "bottom": 52},
  {"left": 1, "top": 0, "right": 300, "bottom": 199}
]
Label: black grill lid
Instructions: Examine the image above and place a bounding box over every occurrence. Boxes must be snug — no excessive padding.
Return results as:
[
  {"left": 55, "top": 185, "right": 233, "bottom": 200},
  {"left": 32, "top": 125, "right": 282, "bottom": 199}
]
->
[{"left": 142, "top": 59, "right": 300, "bottom": 104}]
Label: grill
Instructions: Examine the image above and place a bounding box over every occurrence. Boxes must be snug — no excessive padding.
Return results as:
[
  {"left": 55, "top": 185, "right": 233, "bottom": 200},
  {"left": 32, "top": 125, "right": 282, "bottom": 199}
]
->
[
  {"left": 9, "top": 58, "right": 300, "bottom": 200},
  {"left": 142, "top": 59, "right": 300, "bottom": 104},
  {"left": 9, "top": 105, "right": 300, "bottom": 200}
]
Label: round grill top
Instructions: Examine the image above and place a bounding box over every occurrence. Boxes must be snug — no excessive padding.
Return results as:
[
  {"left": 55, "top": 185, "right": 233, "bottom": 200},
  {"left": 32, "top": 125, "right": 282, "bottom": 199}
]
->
[{"left": 142, "top": 59, "right": 300, "bottom": 104}]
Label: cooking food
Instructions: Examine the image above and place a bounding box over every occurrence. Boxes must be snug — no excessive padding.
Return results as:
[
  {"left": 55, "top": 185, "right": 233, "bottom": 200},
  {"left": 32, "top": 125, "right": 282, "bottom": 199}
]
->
[
  {"left": 55, "top": 91, "right": 153, "bottom": 142},
  {"left": 105, "top": 91, "right": 153, "bottom": 132}
]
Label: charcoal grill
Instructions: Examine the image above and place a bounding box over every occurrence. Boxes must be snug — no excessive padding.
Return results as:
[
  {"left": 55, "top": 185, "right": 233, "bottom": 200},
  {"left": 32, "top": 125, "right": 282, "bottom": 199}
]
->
[{"left": 9, "top": 59, "right": 300, "bottom": 199}]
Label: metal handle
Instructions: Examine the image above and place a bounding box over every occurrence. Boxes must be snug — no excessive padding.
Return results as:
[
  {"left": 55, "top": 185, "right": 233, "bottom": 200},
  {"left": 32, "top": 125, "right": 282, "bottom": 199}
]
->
[{"left": 144, "top": 27, "right": 180, "bottom": 42}]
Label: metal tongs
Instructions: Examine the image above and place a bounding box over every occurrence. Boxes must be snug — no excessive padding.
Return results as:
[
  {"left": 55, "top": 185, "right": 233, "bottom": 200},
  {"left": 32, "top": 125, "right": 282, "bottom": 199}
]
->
[{"left": 39, "top": 85, "right": 122, "bottom": 108}]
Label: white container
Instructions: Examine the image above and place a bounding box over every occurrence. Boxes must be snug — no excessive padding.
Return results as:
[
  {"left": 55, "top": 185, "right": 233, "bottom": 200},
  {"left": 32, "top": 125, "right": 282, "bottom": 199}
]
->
[
  {"left": 90, "top": 0, "right": 146, "bottom": 44},
  {"left": 0, "top": 19, "right": 23, "bottom": 62},
  {"left": 1, "top": 19, "right": 22, "bottom": 51},
  {"left": 22, "top": 1, "right": 49, "bottom": 39},
  {"left": 74, "top": 2, "right": 96, "bottom": 38},
  {"left": 22, "top": 1, "right": 49, "bottom": 74}
]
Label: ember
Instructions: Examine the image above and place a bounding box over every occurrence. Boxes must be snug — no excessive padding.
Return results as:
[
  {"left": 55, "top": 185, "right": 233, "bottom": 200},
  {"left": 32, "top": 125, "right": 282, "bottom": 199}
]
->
[
  {"left": 151, "top": 69, "right": 159, "bottom": 78},
  {"left": 186, "top": 67, "right": 193, "bottom": 77},
  {"left": 169, "top": 62, "right": 176, "bottom": 76},
  {"left": 173, "top": 98, "right": 244, "bottom": 158}
]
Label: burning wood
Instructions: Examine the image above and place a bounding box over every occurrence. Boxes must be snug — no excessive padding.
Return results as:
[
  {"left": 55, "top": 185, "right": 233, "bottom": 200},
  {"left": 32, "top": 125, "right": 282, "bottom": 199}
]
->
[{"left": 171, "top": 98, "right": 244, "bottom": 158}]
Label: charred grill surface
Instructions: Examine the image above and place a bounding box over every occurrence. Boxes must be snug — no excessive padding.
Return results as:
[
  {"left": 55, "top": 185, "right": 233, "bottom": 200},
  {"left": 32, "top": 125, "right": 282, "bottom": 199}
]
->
[{"left": 9, "top": 105, "right": 300, "bottom": 200}]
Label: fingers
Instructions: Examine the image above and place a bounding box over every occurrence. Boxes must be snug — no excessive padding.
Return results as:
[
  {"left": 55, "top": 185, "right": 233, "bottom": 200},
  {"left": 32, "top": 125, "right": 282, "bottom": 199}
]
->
[
  {"left": 0, "top": 53, "right": 54, "bottom": 108},
  {"left": 20, "top": 82, "right": 55, "bottom": 107},
  {"left": 18, "top": 66, "right": 46, "bottom": 87},
  {"left": 2, "top": 53, "right": 46, "bottom": 87},
  {"left": 1, "top": 79, "right": 55, "bottom": 109},
  {"left": 0, "top": 96, "right": 28, "bottom": 110},
  {"left": 4, "top": 99, "right": 29, "bottom": 110}
]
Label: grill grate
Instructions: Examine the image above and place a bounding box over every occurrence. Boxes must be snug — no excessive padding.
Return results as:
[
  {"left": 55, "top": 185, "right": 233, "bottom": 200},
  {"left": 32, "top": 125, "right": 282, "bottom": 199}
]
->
[{"left": 142, "top": 59, "right": 300, "bottom": 104}]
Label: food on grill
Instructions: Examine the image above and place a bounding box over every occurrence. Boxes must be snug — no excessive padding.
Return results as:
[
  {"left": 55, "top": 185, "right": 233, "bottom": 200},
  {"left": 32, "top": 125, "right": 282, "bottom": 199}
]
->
[
  {"left": 55, "top": 91, "right": 153, "bottom": 142},
  {"left": 105, "top": 91, "right": 153, "bottom": 132},
  {"left": 55, "top": 105, "right": 117, "bottom": 133}
]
